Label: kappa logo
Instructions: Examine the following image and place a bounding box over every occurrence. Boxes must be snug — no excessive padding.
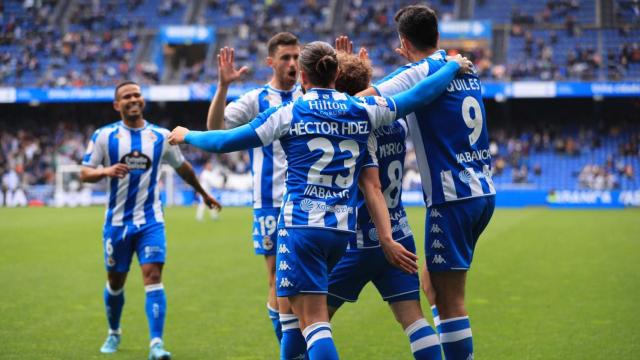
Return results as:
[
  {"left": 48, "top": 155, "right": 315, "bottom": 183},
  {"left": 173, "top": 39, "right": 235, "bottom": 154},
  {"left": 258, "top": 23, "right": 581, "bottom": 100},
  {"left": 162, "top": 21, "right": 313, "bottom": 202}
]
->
[
  {"left": 430, "top": 224, "right": 444, "bottom": 234},
  {"left": 278, "top": 229, "right": 289, "bottom": 237},
  {"left": 278, "top": 244, "right": 290, "bottom": 254},
  {"left": 431, "top": 239, "right": 445, "bottom": 249},
  {"left": 432, "top": 254, "right": 447, "bottom": 264},
  {"left": 430, "top": 209, "right": 442, "bottom": 218},
  {"left": 466, "top": 354, "right": 474, "bottom": 360},
  {"left": 278, "top": 261, "right": 292, "bottom": 271},
  {"left": 279, "top": 277, "right": 293, "bottom": 288}
]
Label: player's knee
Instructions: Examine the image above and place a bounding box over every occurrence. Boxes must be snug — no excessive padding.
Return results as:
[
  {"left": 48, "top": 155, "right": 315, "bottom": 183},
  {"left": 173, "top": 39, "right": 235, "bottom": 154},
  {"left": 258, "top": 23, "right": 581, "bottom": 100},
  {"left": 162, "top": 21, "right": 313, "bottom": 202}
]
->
[{"left": 435, "top": 297, "right": 466, "bottom": 319}]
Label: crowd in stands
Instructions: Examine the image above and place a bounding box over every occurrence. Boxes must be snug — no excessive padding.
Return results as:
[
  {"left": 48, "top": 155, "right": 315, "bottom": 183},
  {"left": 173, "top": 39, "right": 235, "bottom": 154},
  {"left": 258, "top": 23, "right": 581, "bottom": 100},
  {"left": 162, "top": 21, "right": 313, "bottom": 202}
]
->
[
  {"left": 2, "top": 0, "right": 640, "bottom": 87},
  {"left": 486, "top": 124, "right": 639, "bottom": 190}
]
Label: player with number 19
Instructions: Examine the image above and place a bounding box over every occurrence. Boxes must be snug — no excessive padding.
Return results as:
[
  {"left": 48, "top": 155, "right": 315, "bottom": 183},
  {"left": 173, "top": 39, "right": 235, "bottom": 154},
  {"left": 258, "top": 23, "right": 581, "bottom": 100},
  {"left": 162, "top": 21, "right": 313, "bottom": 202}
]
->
[
  {"left": 357, "top": 5, "right": 496, "bottom": 360},
  {"left": 169, "top": 42, "right": 470, "bottom": 359}
]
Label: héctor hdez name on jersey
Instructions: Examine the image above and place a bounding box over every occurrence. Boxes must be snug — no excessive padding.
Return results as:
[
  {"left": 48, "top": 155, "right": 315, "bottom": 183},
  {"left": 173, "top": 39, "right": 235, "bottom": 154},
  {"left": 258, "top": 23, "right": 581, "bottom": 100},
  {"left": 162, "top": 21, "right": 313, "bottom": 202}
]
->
[
  {"left": 445, "top": 77, "right": 491, "bottom": 165},
  {"left": 290, "top": 99, "right": 368, "bottom": 212}
]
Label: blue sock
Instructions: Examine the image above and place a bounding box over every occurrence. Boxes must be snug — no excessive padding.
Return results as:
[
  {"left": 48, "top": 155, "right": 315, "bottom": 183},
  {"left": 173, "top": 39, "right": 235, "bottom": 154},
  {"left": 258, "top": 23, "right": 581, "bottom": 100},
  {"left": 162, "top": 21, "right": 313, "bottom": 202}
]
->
[
  {"left": 405, "top": 318, "right": 442, "bottom": 360},
  {"left": 280, "top": 313, "right": 307, "bottom": 360},
  {"left": 267, "top": 303, "right": 283, "bottom": 343},
  {"left": 440, "top": 316, "right": 473, "bottom": 360},
  {"left": 431, "top": 305, "right": 441, "bottom": 334},
  {"left": 144, "top": 283, "right": 166, "bottom": 344},
  {"left": 302, "top": 322, "right": 339, "bottom": 360},
  {"left": 104, "top": 283, "right": 124, "bottom": 334}
]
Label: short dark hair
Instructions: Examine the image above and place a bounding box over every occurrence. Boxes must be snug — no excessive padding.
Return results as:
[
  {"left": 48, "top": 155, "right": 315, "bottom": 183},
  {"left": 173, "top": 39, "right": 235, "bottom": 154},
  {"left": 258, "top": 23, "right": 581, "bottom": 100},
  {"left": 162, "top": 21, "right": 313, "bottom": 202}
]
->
[
  {"left": 267, "top": 32, "right": 299, "bottom": 56},
  {"left": 335, "top": 52, "right": 372, "bottom": 96},
  {"left": 394, "top": 5, "right": 439, "bottom": 51},
  {"left": 114, "top": 80, "right": 139, "bottom": 100},
  {"left": 299, "top": 41, "right": 338, "bottom": 88}
]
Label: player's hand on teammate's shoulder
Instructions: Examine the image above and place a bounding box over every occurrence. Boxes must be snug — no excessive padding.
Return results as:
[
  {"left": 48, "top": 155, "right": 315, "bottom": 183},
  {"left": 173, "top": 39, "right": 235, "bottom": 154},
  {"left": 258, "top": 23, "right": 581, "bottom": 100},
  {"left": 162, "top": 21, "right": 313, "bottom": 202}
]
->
[
  {"left": 103, "top": 163, "right": 129, "bottom": 179},
  {"left": 203, "top": 193, "right": 222, "bottom": 211},
  {"left": 380, "top": 238, "right": 419, "bottom": 274},
  {"left": 217, "top": 47, "right": 249, "bottom": 86},
  {"left": 446, "top": 54, "right": 474, "bottom": 75},
  {"left": 168, "top": 126, "right": 189, "bottom": 145}
]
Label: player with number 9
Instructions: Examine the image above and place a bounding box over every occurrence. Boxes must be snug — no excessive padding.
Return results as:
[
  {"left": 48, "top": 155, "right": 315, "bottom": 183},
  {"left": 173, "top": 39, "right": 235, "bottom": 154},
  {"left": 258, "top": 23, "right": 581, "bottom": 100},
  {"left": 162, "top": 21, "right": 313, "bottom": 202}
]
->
[
  {"left": 168, "top": 41, "right": 469, "bottom": 359},
  {"left": 356, "top": 5, "right": 496, "bottom": 360}
]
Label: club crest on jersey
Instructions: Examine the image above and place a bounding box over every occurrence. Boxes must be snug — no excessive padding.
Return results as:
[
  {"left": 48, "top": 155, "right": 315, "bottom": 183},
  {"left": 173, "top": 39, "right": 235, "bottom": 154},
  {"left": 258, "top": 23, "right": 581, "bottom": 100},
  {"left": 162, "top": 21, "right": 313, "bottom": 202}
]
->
[
  {"left": 106, "top": 256, "right": 116, "bottom": 266},
  {"left": 368, "top": 228, "right": 379, "bottom": 241},
  {"left": 121, "top": 150, "right": 151, "bottom": 172},
  {"left": 262, "top": 235, "right": 274, "bottom": 250}
]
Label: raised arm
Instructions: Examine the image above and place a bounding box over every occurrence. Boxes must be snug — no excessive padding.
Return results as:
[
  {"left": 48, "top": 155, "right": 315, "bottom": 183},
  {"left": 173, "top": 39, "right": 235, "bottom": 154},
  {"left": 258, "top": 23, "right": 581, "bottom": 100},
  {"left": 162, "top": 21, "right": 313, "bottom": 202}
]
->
[{"left": 207, "top": 47, "right": 249, "bottom": 130}]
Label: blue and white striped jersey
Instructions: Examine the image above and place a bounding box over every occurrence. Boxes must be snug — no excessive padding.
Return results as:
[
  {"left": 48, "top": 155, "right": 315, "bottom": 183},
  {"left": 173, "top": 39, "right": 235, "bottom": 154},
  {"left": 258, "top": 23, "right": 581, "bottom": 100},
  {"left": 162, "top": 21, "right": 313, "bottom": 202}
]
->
[
  {"left": 374, "top": 50, "right": 496, "bottom": 207},
  {"left": 250, "top": 88, "right": 398, "bottom": 233},
  {"left": 225, "top": 84, "right": 303, "bottom": 209},
  {"left": 82, "top": 120, "right": 185, "bottom": 226},
  {"left": 353, "top": 119, "right": 412, "bottom": 249}
]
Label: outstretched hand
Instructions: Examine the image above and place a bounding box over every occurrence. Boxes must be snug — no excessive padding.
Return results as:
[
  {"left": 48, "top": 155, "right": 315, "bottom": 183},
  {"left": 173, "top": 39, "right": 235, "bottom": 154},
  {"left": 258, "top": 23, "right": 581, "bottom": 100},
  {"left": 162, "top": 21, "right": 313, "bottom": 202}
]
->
[
  {"left": 381, "top": 239, "right": 419, "bottom": 274},
  {"left": 168, "top": 126, "right": 190, "bottom": 145},
  {"left": 218, "top": 47, "right": 249, "bottom": 86}
]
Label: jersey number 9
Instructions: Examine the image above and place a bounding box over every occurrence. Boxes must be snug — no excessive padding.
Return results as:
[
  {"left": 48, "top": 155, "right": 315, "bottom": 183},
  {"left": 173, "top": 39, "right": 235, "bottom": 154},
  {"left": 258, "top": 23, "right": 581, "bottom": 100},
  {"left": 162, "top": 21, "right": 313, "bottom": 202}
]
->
[{"left": 462, "top": 96, "right": 483, "bottom": 146}]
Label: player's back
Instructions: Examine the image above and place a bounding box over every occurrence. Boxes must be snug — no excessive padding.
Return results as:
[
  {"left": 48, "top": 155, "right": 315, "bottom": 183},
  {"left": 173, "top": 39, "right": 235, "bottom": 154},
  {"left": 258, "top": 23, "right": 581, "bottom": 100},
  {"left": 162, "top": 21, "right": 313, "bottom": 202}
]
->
[
  {"left": 276, "top": 89, "right": 375, "bottom": 233},
  {"left": 354, "top": 119, "right": 412, "bottom": 249},
  {"left": 375, "top": 50, "right": 495, "bottom": 207}
]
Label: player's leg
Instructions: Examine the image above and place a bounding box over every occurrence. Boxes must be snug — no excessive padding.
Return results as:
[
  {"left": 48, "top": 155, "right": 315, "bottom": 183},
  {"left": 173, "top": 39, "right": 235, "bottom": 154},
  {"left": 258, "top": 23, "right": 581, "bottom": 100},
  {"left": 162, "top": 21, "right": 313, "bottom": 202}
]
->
[
  {"left": 100, "top": 225, "right": 134, "bottom": 353},
  {"left": 137, "top": 223, "right": 171, "bottom": 359},
  {"left": 291, "top": 294, "right": 338, "bottom": 360},
  {"left": 254, "top": 208, "right": 281, "bottom": 343},
  {"left": 277, "top": 228, "right": 348, "bottom": 360},
  {"left": 278, "top": 296, "right": 307, "bottom": 360},
  {"left": 425, "top": 197, "right": 495, "bottom": 360},
  {"left": 389, "top": 301, "right": 442, "bottom": 360},
  {"left": 375, "top": 237, "right": 441, "bottom": 359},
  {"left": 265, "top": 254, "right": 283, "bottom": 342},
  {"left": 421, "top": 265, "right": 441, "bottom": 333}
]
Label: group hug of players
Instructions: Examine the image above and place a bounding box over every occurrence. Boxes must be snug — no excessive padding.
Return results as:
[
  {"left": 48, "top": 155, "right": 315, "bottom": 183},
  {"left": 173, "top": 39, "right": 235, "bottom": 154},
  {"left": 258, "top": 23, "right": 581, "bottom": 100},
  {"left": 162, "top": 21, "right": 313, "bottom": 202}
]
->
[{"left": 82, "top": 4, "right": 495, "bottom": 360}]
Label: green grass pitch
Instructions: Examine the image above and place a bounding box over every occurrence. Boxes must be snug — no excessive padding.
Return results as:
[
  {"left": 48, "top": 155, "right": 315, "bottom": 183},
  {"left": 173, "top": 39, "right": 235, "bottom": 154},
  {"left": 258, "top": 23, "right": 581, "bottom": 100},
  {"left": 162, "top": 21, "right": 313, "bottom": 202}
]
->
[{"left": 1, "top": 207, "right": 639, "bottom": 359}]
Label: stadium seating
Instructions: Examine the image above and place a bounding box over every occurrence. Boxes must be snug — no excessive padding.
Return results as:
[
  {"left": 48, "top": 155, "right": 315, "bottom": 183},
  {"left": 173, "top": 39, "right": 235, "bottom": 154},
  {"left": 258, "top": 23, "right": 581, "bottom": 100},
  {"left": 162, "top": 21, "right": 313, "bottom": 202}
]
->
[{"left": 2, "top": 0, "right": 640, "bottom": 86}]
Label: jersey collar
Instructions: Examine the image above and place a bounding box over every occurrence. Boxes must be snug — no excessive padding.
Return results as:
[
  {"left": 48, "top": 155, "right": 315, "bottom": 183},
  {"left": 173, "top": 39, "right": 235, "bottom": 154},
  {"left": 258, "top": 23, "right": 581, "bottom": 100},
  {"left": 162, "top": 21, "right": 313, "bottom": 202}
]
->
[{"left": 119, "top": 120, "right": 149, "bottom": 131}]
